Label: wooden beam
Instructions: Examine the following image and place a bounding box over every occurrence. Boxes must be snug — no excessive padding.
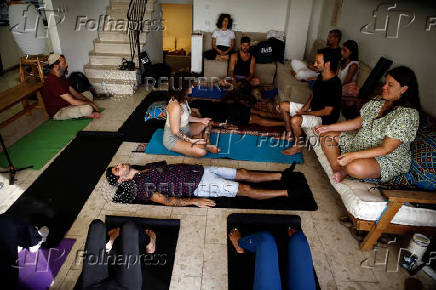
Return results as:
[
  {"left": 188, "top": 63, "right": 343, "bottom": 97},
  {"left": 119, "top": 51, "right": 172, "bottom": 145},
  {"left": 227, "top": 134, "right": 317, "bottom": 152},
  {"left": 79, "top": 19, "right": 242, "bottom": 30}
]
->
[
  {"left": 383, "top": 190, "right": 436, "bottom": 204},
  {"left": 360, "top": 201, "right": 403, "bottom": 251}
]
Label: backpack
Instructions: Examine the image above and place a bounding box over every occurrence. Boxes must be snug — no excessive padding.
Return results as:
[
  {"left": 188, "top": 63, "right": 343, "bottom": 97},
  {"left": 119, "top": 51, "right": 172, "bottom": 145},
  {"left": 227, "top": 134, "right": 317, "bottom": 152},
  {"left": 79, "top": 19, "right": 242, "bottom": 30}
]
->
[
  {"left": 254, "top": 40, "right": 274, "bottom": 64},
  {"left": 68, "top": 72, "right": 91, "bottom": 93}
]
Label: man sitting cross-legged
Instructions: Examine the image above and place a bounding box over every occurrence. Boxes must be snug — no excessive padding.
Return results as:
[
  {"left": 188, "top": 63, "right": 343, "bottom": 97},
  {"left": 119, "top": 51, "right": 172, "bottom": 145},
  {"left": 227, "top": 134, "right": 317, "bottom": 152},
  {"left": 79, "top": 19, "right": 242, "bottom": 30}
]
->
[
  {"left": 106, "top": 162, "right": 296, "bottom": 208},
  {"left": 280, "top": 48, "right": 342, "bottom": 156}
]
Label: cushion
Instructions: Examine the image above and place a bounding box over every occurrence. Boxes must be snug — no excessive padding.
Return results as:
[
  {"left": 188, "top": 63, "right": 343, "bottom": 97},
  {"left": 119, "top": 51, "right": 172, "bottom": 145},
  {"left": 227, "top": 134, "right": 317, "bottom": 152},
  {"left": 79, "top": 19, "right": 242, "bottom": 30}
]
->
[
  {"left": 144, "top": 101, "right": 167, "bottom": 122},
  {"left": 383, "top": 127, "right": 436, "bottom": 191},
  {"left": 254, "top": 63, "right": 276, "bottom": 85}
]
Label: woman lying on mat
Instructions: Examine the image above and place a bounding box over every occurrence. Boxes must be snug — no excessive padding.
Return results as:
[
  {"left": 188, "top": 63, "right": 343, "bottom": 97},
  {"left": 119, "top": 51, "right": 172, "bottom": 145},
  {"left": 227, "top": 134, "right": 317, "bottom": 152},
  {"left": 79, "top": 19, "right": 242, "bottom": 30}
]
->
[
  {"left": 190, "top": 80, "right": 284, "bottom": 128},
  {"left": 105, "top": 162, "right": 297, "bottom": 208},
  {"left": 80, "top": 219, "right": 156, "bottom": 290},
  {"left": 164, "top": 72, "right": 220, "bottom": 157},
  {"left": 228, "top": 228, "right": 316, "bottom": 290},
  {"left": 315, "top": 66, "right": 421, "bottom": 183}
]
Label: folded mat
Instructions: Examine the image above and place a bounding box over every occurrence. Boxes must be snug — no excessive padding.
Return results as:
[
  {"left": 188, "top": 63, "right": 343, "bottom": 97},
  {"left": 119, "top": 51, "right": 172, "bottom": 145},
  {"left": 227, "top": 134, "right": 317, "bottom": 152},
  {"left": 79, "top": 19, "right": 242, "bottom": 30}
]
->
[
  {"left": 118, "top": 91, "right": 168, "bottom": 142},
  {"left": 6, "top": 131, "right": 123, "bottom": 247},
  {"left": 227, "top": 213, "right": 320, "bottom": 290},
  {"left": 145, "top": 129, "right": 303, "bottom": 164},
  {"left": 0, "top": 118, "right": 93, "bottom": 170},
  {"left": 74, "top": 216, "right": 180, "bottom": 290},
  {"left": 18, "top": 238, "right": 75, "bottom": 289},
  {"left": 125, "top": 170, "right": 317, "bottom": 211}
]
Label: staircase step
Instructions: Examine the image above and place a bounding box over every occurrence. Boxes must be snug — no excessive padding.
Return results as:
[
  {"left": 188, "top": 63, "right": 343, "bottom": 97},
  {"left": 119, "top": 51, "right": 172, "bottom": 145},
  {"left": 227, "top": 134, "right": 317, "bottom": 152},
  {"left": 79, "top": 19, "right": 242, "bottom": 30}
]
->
[
  {"left": 84, "top": 64, "right": 139, "bottom": 81},
  {"left": 89, "top": 77, "right": 137, "bottom": 95},
  {"left": 98, "top": 31, "right": 146, "bottom": 43},
  {"left": 94, "top": 40, "right": 140, "bottom": 54},
  {"left": 89, "top": 51, "right": 139, "bottom": 66}
]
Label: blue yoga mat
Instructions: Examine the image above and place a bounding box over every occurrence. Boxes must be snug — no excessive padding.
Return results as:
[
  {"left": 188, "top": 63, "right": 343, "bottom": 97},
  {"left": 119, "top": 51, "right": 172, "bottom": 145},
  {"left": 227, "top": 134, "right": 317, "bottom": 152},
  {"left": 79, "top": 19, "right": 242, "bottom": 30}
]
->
[
  {"left": 191, "top": 86, "right": 227, "bottom": 99},
  {"left": 145, "top": 129, "right": 303, "bottom": 164}
]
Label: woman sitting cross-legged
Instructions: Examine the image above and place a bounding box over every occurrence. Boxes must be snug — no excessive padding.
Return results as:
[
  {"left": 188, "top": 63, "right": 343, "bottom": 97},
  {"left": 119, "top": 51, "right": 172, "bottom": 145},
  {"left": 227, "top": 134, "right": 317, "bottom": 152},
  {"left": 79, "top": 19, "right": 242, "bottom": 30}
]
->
[
  {"left": 163, "top": 72, "right": 220, "bottom": 157},
  {"left": 315, "top": 66, "right": 421, "bottom": 183},
  {"left": 204, "top": 13, "right": 235, "bottom": 61}
]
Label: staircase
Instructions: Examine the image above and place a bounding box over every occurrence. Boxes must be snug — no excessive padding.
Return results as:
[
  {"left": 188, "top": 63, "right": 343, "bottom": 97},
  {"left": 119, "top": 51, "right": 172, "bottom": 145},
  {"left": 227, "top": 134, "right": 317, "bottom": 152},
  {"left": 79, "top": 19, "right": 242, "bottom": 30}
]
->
[{"left": 84, "top": 0, "right": 155, "bottom": 97}]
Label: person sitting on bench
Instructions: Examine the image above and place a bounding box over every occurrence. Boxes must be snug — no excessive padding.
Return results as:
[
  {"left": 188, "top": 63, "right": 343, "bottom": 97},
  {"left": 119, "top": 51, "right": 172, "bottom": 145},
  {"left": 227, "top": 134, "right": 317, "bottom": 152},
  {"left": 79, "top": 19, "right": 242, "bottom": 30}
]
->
[
  {"left": 228, "top": 227, "right": 316, "bottom": 290},
  {"left": 0, "top": 214, "right": 49, "bottom": 289},
  {"left": 225, "top": 36, "right": 261, "bottom": 87},
  {"left": 106, "top": 162, "right": 296, "bottom": 208},
  {"left": 164, "top": 72, "right": 219, "bottom": 157},
  {"left": 42, "top": 53, "right": 100, "bottom": 120},
  {"left": 280, "top": 48, "right": 342, "bottom": 156},
  {"left": 80, "top": 219, "right": 156, "bottom": 290},
  {"left": 315, "top": 66, "right": 421, "bottom": 183},
  {"left": 190, "top": 80, "right": 284, "bottom": 128}
]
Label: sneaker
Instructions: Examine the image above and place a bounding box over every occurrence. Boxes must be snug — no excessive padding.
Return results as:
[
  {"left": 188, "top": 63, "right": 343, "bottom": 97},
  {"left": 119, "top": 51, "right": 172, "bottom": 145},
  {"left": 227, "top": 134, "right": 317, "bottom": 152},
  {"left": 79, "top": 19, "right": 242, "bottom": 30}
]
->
[{"left": 29, "top": 226, "right": 49, "bottom": 253}]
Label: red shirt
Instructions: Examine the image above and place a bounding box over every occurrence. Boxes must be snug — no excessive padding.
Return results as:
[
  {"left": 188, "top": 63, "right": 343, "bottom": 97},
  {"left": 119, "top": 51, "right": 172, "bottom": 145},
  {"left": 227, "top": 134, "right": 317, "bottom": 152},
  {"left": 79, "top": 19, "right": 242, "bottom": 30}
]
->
[{"left": 42, "top": 73, "right": 71, "bottom": 117}]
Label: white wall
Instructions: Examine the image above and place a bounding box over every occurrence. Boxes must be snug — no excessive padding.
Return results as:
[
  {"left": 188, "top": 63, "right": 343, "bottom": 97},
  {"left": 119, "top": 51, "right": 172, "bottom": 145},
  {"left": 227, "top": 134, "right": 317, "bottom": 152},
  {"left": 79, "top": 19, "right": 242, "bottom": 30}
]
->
[
  {"left": 285, "top": 0, "right": 313, "bottom": 60},
  {"left": 52, "top": 0, "right": 110, "bottom": 73},
  {"left": 144, "top": 2, "right": 163, "bottom": 63},
  {"left": 337, "top": 0, "right": 436, "bottom": 117},
  {"left": 193, "top": 0, "right": 288, "bottom": 32},
  {"left": 0, "top": 27, "right": 25, "bottom": 70}
]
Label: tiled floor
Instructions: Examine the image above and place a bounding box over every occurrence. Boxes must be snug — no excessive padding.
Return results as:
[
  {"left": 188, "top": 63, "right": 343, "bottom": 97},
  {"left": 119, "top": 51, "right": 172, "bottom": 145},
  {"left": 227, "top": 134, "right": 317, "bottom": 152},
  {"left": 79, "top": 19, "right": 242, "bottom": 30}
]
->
[{"left": 0, "top": 85, "right": 433, "bottom": 290}]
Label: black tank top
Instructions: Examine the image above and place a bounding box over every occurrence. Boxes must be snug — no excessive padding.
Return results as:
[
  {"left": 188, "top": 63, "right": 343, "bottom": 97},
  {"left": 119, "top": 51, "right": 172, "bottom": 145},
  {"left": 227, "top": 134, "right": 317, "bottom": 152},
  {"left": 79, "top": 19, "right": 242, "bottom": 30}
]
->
[{"left": 234, "top": 52, "right": 252, "bottom": 77}]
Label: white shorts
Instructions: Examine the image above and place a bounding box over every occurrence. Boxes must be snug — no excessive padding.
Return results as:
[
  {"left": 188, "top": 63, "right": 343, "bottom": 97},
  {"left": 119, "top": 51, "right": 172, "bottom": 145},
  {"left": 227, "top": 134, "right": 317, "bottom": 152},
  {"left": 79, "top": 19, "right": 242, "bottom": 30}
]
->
[
  {"left": 289, "top": 102, "right": 322, "bottom": 128},
  {"left": 193, "top": 167, "right": 239, "bottom": 197}
]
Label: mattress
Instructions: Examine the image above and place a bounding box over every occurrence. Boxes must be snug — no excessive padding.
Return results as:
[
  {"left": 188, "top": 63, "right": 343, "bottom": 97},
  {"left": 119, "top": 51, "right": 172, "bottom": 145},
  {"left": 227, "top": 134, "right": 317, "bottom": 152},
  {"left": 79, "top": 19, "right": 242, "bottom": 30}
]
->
[{"left": 304, "top": 128, "right": 436, "bottom": 227}]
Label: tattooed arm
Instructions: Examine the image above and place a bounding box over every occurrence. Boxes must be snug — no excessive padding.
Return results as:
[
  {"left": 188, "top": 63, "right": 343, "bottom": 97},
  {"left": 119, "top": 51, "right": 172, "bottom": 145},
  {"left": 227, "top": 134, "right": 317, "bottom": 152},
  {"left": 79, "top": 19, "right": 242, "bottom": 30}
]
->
[{"left": 150, "top": 193, "right": 216, "bottom": 208}]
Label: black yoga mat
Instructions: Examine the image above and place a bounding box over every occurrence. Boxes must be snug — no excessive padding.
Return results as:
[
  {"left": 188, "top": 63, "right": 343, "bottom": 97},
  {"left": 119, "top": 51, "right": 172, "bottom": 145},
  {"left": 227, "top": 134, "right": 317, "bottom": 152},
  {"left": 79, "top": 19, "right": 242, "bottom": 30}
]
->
[
  {"left": 227, "top": 213, "right": 320, "bottom": 290},
  {"left": 118, "top": 91, "right": 168, "bottom": 142},
  {"left": 6, "top": 131, "right": 123, "bottom": 247},
  {"left": 74, "top": 216, "right": 180, "bottom": 290},
  {"left": 125, "top": 171, "right": 317, "bottom": 211}
]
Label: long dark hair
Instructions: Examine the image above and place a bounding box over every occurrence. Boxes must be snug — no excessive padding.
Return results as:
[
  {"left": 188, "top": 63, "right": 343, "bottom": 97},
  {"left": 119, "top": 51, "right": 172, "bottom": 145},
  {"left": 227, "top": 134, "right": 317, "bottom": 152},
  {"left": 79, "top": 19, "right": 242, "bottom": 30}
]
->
[
  {"left": 343, "top": 40, "right": 359, "bottom": 61},
  {"left": 168, "top": 72, "right": 195, "bottom": 103},
  {"left": 216, "top": 13, "right": 233, "bottom": 29},
  {"left": 382, "top": 66, "right": 421, "bottom": 116}
]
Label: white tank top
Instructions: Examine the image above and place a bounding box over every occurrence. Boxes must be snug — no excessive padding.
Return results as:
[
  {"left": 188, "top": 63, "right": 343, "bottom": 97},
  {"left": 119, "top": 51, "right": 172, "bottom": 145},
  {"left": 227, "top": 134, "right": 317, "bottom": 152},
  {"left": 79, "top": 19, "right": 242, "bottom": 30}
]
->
[
  {"left": 338, "top": 60, "right": 359, "bottom": 84},
  {"left": 165, "top": 99, "right": 191, "bottom": 129}
]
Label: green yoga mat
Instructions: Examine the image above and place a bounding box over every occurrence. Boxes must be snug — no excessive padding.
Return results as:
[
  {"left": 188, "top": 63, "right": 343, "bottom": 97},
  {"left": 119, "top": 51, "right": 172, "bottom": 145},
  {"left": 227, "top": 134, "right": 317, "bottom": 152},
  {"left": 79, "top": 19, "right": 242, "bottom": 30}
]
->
[{"left": 0, "top": 118, "right": 93, "bottom": 170}]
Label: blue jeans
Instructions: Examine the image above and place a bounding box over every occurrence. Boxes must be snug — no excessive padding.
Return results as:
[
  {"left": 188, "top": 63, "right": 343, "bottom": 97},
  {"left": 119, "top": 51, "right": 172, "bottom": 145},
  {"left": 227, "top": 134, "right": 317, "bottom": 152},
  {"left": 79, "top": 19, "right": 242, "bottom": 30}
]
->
[{"left": 238, "top": 231, "right": 316, "bottom": 290}]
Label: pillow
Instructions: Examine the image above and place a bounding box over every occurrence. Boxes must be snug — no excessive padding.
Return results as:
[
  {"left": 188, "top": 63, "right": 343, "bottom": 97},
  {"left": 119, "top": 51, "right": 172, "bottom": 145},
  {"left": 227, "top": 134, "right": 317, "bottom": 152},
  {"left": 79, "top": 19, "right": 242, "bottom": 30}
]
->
[
  {"left": 144, "top": 101, "right": 168, "bottom": 122},
  {"left": 382, "top": 127, "right": 436, "bottom": 191}
]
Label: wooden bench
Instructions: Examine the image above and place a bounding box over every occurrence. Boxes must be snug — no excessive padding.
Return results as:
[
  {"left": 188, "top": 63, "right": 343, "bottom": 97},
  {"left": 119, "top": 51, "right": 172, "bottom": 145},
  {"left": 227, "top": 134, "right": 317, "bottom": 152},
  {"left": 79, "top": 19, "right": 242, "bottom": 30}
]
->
[{"left": 0, "top": 81, "right": 48, "bottom": 129}]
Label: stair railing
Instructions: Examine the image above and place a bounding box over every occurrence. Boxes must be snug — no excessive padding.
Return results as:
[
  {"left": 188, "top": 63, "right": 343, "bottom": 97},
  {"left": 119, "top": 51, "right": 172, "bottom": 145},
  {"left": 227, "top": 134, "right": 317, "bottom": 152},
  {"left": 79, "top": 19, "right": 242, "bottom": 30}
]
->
[{"left": 127, "top": 0, "right": 148, "bottom": 77}]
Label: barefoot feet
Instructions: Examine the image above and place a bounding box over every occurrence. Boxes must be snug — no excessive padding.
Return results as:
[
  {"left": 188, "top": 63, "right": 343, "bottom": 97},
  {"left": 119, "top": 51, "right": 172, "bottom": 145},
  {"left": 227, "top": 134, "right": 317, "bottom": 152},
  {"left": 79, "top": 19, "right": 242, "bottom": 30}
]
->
[
  {"left": 145, "top": 229, "right": 157, "bottom": 254},
  {"left": 288, "top": 227, "right": 298, "bottom": 237},
  {"left": 206, "top": 145, "right": 220, "bottom": 154},
  {"left": 282, "top": 146, "right": 302, "bottom": 156},
  {"left": 332, "top": 170, "right": 347, "bottom": 183},
  {"left": 228, "top": 229, "right": 245, "bottom": 254},
  {"left": 106, "top": 227, "right": 120, "bottom": 252}
]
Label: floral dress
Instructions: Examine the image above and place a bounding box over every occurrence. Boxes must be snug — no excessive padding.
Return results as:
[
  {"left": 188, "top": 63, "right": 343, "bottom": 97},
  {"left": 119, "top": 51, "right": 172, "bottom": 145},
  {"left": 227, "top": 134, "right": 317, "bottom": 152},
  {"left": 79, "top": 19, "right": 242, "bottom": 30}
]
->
[{"left": 339, "top": 97, "right": 419, "bottom": 182}]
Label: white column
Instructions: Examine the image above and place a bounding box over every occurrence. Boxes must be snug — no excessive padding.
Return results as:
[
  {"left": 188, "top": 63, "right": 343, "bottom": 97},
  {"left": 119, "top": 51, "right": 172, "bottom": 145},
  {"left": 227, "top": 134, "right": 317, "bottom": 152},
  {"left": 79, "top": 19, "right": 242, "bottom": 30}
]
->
[
  {"left": 284, "top": 0, "right": 314, "bottom": 60},
  {"left": 44, "top": 0, "right": 62, "bottom": 54}
]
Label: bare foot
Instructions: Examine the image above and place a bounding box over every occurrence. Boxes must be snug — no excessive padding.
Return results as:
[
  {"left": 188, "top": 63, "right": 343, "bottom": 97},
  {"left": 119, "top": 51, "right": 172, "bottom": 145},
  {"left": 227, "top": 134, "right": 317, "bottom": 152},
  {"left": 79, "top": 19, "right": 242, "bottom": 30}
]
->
[
  {"left": 228, "top": 229, "right": 245, "bottom": 254},
  {"left": 87, "top": 111, "right": 101, "bottom": 119},
  {"left": 145, "top": 229, "right": 156, "bottom": 254},
  {"left": 206, "top": 145, "right": 220, "bottom": 154},
  {"left": 282, "top": 146, "right": 302, "bottom": 156},
  {"left": 290, "top": 70, "right": 296, "bottom": 77},
  {"left": 106, "top": 227, "right": 120, "bottom": 252},
  {"left": 332, "top": 170, "right": 347, "bottom": 183},
  {"left": 288, "top": 227, "right": 298, "bottom": 237}
]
